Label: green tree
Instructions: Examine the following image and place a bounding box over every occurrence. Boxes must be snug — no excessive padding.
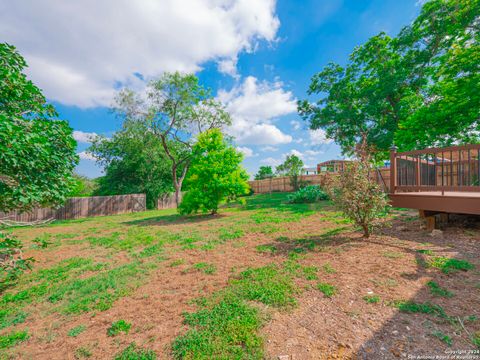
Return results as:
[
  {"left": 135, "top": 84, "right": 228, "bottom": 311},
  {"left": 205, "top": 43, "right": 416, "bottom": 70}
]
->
[
  {"left": 276, "top": 154, "right": 304, "bottom": 191},
  {"left": 254, "top": 166, "right": 274, "bottom": 180},
  {"left": 68, "top": 174, "right": 98, "bottom": 198},
  {"left": 179, "top": 129, "right": 249, "bottom": 215},
  {"left": 0, "top": 43, "right": 77, "bottom": 289},
  {"left": 299, "top": 0, "right": 480, "bottom": 157},
  {"left": 88, "top": 121, "right": 173, "bottom": 209},
  {"left": 0, "top": 43, "right": 78, "bottom": 213},
  {"left": 113, "top": 72, "right": 231, "bottom": 206}
]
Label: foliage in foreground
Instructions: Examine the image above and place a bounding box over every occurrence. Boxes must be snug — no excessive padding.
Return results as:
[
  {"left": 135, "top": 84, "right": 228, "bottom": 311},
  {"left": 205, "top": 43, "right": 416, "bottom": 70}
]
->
[
  {"left": 0, "top": 43, "right": 78, "bottom": 213},
  {"left": 172, "top": 264, "right": 299, "bottom": 359},
  {"left": 179, "top": 129, "right": 250, "bottom": 215},
  {"left": 287, "top": 185, "right": 329, "bottom": 204}
]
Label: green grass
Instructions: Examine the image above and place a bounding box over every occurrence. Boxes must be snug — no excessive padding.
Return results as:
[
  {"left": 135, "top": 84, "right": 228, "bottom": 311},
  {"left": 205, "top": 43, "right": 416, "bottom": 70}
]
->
[
  {"left": 255, "top": 244, "right": 277, "bottom": 254},
  {"left": 107, "top": 320, "right": 132, "bottom": 336},
  {"left": 473, "top": 332, "right": 480, "bottom": 349},
  {"left": 393, "top": 301, "right": 447, "bottom": 318},
  {"left": 114, "top": 343, "right": 157, "bottom": 359},
  {"left": 301, "top": 266, "right": 318, "bottom": 280},
  {"left": 322, "top": 263, "right": 336, "bottom": 274},
  {"left": 432, "top": 331, "right": 452, "bottom": 346},
  {"left": 363, "top": 295, "right": 380, "bottom": 303},
  {"left": 75, "top": 346, "right": 93, "bottom": 358},
  {"left": 193, "top": 262, "right": 217, "bottom": 275},
  {"left": 169, "top": 259, "right": 185, "bottom": 267},
  {"left": 428, "top": 257, "right": 474, "bottom": 274},
  {"left": 0, "top": 330, "right": 29, "bottom": 349},
  {"left": 427, "top": 281, "right": 454, "bottom": 297},
  {"left": 172, "top": 263, "right": 299, "bottom": 359},
  {"left": 68, "top": 325, "right": 87, "bottom": 337},
  {"left": 316, "top": 282, "right": 336, "bottom": 298},
  {"left": 416, "top": 249, "right": 434, "bottom": 255}
]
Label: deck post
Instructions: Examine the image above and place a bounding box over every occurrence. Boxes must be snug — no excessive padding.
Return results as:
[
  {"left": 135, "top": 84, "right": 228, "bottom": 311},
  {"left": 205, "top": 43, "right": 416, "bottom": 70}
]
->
[{"left": 390, "top": 144, "right": 397, "bottom": 194}]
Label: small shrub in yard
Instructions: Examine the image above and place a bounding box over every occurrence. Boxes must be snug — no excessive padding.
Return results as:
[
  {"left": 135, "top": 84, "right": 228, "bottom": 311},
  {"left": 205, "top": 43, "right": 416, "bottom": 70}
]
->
[
  {"left": 324, "top": 141, "right": 390, "bottom": 238},
  {"left": 287, "top": 185, "right": 329, "bottom": 204},
  {"left": 107, "top": 320, "right": 132, "bottom": 336},
  {"left": 316, "top": 282, "right": 336, "bottom": 297},
  {"left": 114, "top": 343, "right": 157, "bottom": 360}
]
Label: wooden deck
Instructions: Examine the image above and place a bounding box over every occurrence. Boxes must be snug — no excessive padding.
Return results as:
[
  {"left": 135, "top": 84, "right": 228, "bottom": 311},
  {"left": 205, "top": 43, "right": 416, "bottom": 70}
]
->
[{"left": 389, "top": 144, "right": 480, "bottom": 216}]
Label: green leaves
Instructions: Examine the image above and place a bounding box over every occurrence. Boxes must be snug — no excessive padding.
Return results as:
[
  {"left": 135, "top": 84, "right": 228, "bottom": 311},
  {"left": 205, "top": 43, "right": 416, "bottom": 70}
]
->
[
  {"left": 179, "top": 129, "right": 249, "bottom": 215},
  {"left": 0, "top": 43, "right": 78, "bottom": 213},
  {"left": 300, "top": 0, "right": 480, "bottom": 157}
]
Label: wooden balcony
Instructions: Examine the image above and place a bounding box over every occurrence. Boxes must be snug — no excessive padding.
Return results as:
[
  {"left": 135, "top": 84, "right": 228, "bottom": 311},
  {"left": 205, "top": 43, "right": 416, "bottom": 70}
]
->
[{"left": 389, "top": 144, "right": 480, "bottom": 216}]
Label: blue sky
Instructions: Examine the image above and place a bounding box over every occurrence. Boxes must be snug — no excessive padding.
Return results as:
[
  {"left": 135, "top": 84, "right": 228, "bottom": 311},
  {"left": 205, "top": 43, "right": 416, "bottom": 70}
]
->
[{"left": 1, "top": 0, "right": 420, "bottom": 178}]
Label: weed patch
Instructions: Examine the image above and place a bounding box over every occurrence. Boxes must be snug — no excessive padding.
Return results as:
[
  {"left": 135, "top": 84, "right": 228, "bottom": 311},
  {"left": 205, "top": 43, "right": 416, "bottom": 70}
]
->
[
  {"left": 427, "top": 281, "right": 454, "bottom": 297},
  {"left": 363, "top": 295, "right": 380, "bottom": 303},
  {"left": 432, "top": 331, "right": 452, "bottom": 346},
  {"left": 68, "top": 325, "right": 86, "bottom": 337},
  {"left": 192, "top": 263, "right": 217, "bottom": 275},
  {"left": 107, "top": 320, "right": 132, "bottom": 336},
  {"left": 393, "top": 301, "right": 447, "bottom": 318},
  {"left": 0, "top": 330, "right": 29, "bottom": 349},
  {"left": 114, "top": 343, "right": 157, "bottom": 359},
  {"left": 428, "top": 257, "right": 474, "bottom": 274},
  {"left": 316, "top": 282, "right": 336, "bottom": 298}
]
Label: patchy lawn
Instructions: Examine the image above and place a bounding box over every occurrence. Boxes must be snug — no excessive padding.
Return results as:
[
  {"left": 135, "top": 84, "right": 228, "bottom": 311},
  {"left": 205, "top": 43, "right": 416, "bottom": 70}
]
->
[{"left": 1, "top": 193, "right": 479, "bottom": 359}]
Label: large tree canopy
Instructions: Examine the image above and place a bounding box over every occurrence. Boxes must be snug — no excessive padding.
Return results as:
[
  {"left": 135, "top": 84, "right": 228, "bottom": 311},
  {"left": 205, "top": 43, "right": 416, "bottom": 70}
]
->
[
  {"left": 113, "top": 72, "right": 231, "bottom": 205},
  {"left": 89, "top": 121, "right": 173, "bottom": 209},
  {"left": 254, "top": 166, "right": 274, "bottom": 180},
  {"left": 0, "top": 43, "right": 78, "bottom": 213},
  {"left": 299, "top": 0, "right": 480, "bottom": 157},
  {"left": 276, "top": 154, "right": 304, "bottom": 190}
]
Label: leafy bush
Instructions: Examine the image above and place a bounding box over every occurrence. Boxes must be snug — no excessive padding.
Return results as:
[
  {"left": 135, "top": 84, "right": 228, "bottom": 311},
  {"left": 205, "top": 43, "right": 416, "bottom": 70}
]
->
[
  {"left": 287, "top": 185, "right": 329, "bottom": 204},
  {"left": 325, "top": 142, "right": 390, "bottom": 238},
  {"left": 179, "top": 129, "right": 249, "bottom": 215},
  {"left": 0, "top": 232, "right": 34, "bottom": 291}
]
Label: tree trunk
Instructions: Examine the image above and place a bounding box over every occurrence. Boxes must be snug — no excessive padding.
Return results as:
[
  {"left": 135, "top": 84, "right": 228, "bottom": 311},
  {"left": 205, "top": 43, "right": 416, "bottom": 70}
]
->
[{"left": 362, "top": 224, "right": 370, "bottom": 238}]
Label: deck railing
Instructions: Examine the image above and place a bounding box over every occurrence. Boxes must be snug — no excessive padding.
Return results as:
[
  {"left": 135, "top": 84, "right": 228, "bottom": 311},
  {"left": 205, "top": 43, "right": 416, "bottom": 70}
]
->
[{"left": 390, "top": 144, "right": 480, "bottom": 194}]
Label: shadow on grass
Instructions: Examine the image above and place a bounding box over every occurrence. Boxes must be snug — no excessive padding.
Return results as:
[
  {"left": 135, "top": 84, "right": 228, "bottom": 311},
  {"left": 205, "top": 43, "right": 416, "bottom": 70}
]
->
[{"left": 122, "top": 213, "right": 227, "bottom": 227}]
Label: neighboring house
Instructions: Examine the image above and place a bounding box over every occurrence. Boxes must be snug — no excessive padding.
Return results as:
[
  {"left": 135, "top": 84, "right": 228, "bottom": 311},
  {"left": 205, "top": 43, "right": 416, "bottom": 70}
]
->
[
  {"left": 317, "top": 160, "right": 351, "bottom": 173},
  {"left": 302, "top": 167, "right": 318, "bottom": 175}
]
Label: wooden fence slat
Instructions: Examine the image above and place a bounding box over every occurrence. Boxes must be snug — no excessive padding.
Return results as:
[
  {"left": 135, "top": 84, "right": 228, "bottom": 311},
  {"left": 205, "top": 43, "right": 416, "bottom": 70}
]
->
[{"left": 0, "top": 194, "right": 147, "bottom": 222}]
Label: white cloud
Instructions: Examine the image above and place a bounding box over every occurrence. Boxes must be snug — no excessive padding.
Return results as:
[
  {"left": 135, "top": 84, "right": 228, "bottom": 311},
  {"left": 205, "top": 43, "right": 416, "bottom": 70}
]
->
[
  {"left": 0, "top": 0, "right": 279, "bottom": 108},
  {"left": 261, "top": 145, "right": 278, "bottom": 152},
  {"left": 309, "top": 128, "right": 333, "bottom": 145},
  {"left": 236, "top": 146, "right": 255, "bottom": 158},
  {"left": 305, "top": 149, "right": 323, "bottom": 156},
  {"left": 260, "top": 157, "right": 282, "bottom": 167},
  {"left": 77, "top": 151, "right": 96, "bottom": 161},
  {"left": 73, "top": 130, "right": 98, "bottom": 143},
  {"left": 290, "top": 120, "right": 301, "bottom": 130},
  {"left": 218, "top": 76, "right": 296, "bottom": 145}
]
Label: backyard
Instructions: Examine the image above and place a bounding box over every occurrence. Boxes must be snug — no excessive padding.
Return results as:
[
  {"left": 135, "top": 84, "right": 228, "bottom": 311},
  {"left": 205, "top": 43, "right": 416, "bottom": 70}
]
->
[{"left": 1, "top": 193, "right": 479, "bottom": 359}]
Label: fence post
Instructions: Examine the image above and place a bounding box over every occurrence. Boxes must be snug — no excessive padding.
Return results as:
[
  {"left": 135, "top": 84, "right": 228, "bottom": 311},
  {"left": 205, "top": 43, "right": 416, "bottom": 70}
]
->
[{"left": 390, "top": 144, "right": 397, "bottom": 194}]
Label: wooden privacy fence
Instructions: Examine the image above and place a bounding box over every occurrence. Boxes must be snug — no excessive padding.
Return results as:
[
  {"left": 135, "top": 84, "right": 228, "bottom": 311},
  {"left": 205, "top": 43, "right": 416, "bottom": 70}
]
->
[
  {"left": 157, "top": 192, "right": 183, "bottom": 209},
  {"left": 0, "top": 194, "right": 146, "bottom": 222},
  {"left": 249, "top": 169, "right": 391, "bottom": 194}
]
